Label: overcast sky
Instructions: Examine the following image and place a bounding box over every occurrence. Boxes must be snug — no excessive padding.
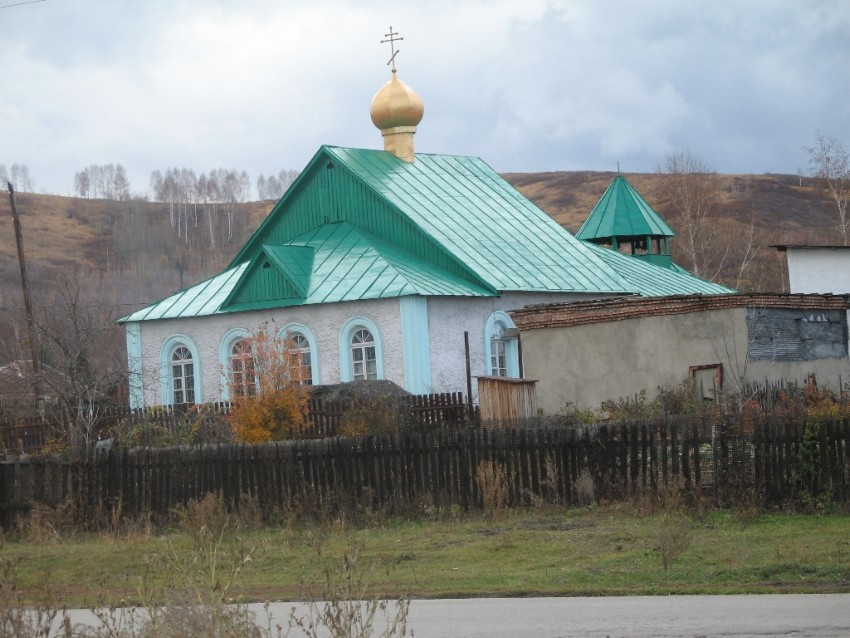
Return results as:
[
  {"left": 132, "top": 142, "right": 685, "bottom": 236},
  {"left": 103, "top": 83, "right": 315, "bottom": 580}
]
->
[{"left": 3, "top": 0, "right": 849, "bottom": 197}]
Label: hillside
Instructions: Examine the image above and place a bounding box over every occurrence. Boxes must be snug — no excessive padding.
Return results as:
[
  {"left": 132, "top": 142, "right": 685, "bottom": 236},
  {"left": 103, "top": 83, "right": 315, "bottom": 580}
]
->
[
  {"left": 506, "top": 171, "right": 840, "bottom": 291},
  {"left": 505, "top": 171, "right": 837, "bottom": 233},
  {"left": 0, "top": 172, "right": 842, "bottom": 326}
]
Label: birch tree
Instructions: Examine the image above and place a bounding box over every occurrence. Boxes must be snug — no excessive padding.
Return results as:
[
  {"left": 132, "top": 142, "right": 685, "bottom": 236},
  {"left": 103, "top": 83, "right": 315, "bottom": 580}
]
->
[
  {"left": 806, "top": 132, "right": 849, "bottom": 245},
  {"left": 654, "top": 150, "right": 726, "bottom": 281}
]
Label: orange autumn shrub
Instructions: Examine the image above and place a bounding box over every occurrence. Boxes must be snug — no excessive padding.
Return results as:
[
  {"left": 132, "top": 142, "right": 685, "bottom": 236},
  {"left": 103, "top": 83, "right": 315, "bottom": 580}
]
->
[{"left": 226, "top": 327, "right": 311, "bottom": 442}]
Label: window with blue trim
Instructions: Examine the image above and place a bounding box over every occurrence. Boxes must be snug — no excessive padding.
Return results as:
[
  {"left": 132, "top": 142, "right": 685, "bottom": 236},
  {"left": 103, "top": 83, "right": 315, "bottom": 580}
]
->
[
  {"left": 485, "top": 312, "right": 519, "bottom": 378},
  {"left": 339, "top": 317, "right": 383, "bottom": 382},
  {"left": 289, "top": 331, "right": 313, "bottom": 385},
  {"left": 490, "top": 328, "right": 508, "bottom": 377},
  {"left": 351, "top": 328, "right": 377, "bottom": 381},
  {"left": 229, "top": 338, "right": 256, "bottom": 397},
  {"left": 280, "top": 324, "right": 319, "bottom": 385},
  {"left": 171, "top": 345, "right": 195, "bottom": 404}
]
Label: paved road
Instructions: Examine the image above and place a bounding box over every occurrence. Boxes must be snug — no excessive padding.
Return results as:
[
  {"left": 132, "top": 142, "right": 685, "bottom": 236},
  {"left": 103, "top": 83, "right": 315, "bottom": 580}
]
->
[
  {"left": 401, "top": 594, "right": 850, "bottom": 637},
  {"left": 63, "top": 594, "right": 850, "bottom": 637}
]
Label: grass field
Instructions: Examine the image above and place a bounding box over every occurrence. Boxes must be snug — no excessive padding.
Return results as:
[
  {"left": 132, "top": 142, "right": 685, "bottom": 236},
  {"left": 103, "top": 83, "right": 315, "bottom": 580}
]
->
[{"left": 3, "top": 504, "right": 849, "bottom": 608}]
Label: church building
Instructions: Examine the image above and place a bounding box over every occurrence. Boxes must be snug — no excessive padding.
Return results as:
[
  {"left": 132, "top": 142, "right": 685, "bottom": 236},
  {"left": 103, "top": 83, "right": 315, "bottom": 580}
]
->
[{"left": 119, "top": 55, "right": 731, "bottom": 410}]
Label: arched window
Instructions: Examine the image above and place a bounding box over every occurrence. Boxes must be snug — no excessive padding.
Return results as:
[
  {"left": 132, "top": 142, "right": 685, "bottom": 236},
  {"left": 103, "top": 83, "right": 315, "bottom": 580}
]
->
[
  {"left": 351, "top": 327, "right": 377, "bottom": 381},
  {"left": 484, "top": 311, "right": 519, "bottom": 378},
  {"left": 279, "top": 323, "right": 319, "bottom": 385},
  {"left": 171, "top": 345, "right": 195, "bottom": 404},
  {"left": 490, "top": 327, "right": 508, "bottom": 377},
  {"left": 160, "top": 335, "right": 202, "bottom": 406},
  {"left": 289, "top": 332, "right": 313, "bottom": 385},
  {"left": 339, "top": 317, "right": 384, "bottom": 382},
  {"left": 229, "top": 338, "right": 256, "bottom": 397},
  {"left": 219, "top": 328, "right": 251, "bottom": 401}
]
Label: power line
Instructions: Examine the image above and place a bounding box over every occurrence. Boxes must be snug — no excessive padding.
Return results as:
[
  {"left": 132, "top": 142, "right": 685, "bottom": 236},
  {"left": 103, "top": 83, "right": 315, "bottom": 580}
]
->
[{"left": 0, "top": 0, "right": 47, "bottom": 8}]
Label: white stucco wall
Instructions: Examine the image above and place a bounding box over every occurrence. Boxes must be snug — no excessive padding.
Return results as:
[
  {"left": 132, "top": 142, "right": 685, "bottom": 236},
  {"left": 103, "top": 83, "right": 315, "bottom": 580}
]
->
[
  {"left": 786, "top": 248, "right": 850, "bottom": 294},
  {"left": 426, "top": 292, "right": 605, "bottom": 400},
  {"left": 133, "top": 297, "right": 404, "bottom": 406},
  {"left": 131, "top": 291, "right": 613, "bottom": 407}
]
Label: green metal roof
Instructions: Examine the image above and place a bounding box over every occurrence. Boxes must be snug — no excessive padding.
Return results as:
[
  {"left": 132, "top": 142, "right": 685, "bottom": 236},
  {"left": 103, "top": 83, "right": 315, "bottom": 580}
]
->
[
  {"left": 576, "top": 175, "right": 675, "bottom": 242},
  {"left": 582, "top": 242, "right": 734, "bottom": 297},
  {"left": 119, "top": 146, "right": 732, "bottom": 323},
  {"left": 119, "top": 263, "right": 249, "bottom": 322},
  {"left": 119, "top": 222, "right": 494, "bottom": 322},
  {"left": 232, "top": 146, "right": 634, "bottom": 295}
]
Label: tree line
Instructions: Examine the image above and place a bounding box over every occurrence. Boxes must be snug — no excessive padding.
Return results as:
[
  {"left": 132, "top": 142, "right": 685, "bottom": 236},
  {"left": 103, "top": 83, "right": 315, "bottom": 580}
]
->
[
  {"left": 69, "top": 164, "right": 300, "bottom": 205},
  {"left": 1, "top": 161, "right": 301, "bottom": 203},
  {"left": 0, "top": 163, "right": 34, "bottom": 192}
]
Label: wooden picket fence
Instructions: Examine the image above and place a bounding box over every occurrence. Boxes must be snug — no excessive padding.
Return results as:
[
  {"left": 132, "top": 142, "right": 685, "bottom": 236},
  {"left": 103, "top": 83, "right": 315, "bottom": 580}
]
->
[
  {"left": 2, "top": 415, "right": 847, "bottom": 526},
  {"left": 0, "top": 392, "right": 472, "bottom": 456}
]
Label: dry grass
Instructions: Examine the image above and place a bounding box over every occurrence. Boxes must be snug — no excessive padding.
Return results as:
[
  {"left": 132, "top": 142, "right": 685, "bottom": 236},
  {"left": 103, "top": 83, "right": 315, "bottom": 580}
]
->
[
  {"left": 573, "top": 469, "right": 596, "bottom": 506},
  {"left": 3, "top": 505, "right": 850, "bottom": 609},
  {"left": 0, "top": 544, "right": 66, "bottom": 637},
  {"left": 475, "top": 460, "right": 508, "bottom": 515},
  {"left": 657, "top": 514, "right": 694, "bottom": 572},
  {"left": 290, "top": 544, "right": 410, "bottom": 638}
]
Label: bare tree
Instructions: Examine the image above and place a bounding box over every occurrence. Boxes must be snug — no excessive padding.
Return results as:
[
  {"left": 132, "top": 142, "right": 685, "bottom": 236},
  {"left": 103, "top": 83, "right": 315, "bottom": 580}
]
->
[
  {"left": 74, "top": 164, "right": 131, "bottom": 200},
  {"left": 149, "top": 169, "right": 164, "bottom": 201},
  {"left": 31, "top": 272, "right": 126, "bottom": 453},
  {"left": 654, "top": 150, "right": 726, "bottom": 281},
  {"left": 113, "top": 164, "right": 130, "bottom": 201},
  {"left": 7, "top": 163, "right": 33, "bottom": 192},
  {"left": 724, "top": 180, "right": 760, "bottom": 291},
  {"left": 806, "top": 131, "right": 849, "bottom": 245},
  {"left": 257, "top": 169, "right": 300, "bottom": 200},
  {"left": 74, "top": 169, "right": 91, "bottom": 198}
]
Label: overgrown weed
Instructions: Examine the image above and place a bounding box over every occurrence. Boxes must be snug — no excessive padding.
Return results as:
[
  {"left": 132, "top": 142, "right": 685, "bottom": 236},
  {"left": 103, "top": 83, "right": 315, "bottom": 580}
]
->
[
  {"left": 475, "top": 460, "right": 508, "bottom": 517},
  {"left": 657, "top": 514, "right": 693, "bottom": 572},
  {"left": 0, "top": 541, "right": 69, "bottom": 637},
  {"left": 572, "top": 469, "right": 596, "bottom": 507},
  {"left": 291, "top": 543, "right": 410, "bottom": 638}
]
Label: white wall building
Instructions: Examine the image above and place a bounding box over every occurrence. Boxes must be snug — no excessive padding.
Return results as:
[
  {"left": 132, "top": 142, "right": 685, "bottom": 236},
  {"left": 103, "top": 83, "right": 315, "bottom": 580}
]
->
[{"left": 120, "top": 70, "right": 730, "bottom": 408}]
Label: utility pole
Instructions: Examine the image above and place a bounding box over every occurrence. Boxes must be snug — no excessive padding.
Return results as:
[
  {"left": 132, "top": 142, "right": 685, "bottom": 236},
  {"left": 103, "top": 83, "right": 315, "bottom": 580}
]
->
[{"left": 7, "top": 181, "right": 41, "bottom": 403}]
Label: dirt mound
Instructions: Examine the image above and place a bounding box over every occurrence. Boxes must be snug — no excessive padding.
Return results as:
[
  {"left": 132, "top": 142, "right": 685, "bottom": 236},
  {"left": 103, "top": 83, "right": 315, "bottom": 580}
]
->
[{"left": 309, "top": 380, "right": 411, "bottom": 404}]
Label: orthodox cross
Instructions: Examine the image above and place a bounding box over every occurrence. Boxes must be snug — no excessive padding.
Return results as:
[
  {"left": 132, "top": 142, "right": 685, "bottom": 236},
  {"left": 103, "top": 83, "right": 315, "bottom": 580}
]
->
[{"left": 381, "top": 26, "right": 403, "bottom": 71}]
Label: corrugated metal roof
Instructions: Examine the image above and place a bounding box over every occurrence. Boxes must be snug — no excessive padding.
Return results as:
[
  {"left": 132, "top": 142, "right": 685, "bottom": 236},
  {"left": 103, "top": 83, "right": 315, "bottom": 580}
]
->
[
  {"left": 576, "top": 175, "right": 675, "bottom": 241},
  {"left": 119, "top": 222, "right": 493, "bottom": 321},
  {"left": 325, "top": 147, "right": 633, "bottom": 294},
  {"left": 120, "top": 146, "right": 732, "bottom": 323},
  {"left": 119, "top": 263, "right": 249, "bottom": 322},
  {"left": 582, "top": 242, "right": 734, "bottom": 296}
]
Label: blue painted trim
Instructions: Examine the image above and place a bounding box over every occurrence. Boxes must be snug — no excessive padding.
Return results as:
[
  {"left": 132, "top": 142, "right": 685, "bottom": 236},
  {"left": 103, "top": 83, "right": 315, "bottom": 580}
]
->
[
  {"left": 159, "top": 334, "right": 203, "bottom": 405},
  {"left": 338, "top": 316, "right": 384, "bottom": 382},
  {"left": 484, "top": 311, "right": 519, "bottom": 377},
  {"left": 278, "top": 323, "right": 321, "bottom": 385},
  {"left": 400, "top": 297, "right": 431, "bottom": 393},
  {"left": 218, "top": 328, "right": 252, "bottom": 401},
  {"left": 125, "top": 322, "right": 144, "bottom": 409}
]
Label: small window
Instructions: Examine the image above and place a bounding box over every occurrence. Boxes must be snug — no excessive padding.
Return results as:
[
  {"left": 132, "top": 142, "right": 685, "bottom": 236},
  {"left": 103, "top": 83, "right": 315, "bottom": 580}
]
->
[
  {"left": 171, "top": 345, "right": 195, "bottom": 404},
  {"left": 351, "top": 328, "right": 377, "bottom": 381},
  {"left": 289, "top": 332, "right": 313, "bottom": 385},
  {"left": 230, "top": 338, "right": 256, "bottom": 397},
  {"left": 485, "top": 313, "right": 518, "bottom": 377},
  {"left": 690, "top": 364, "right": 722, "bottom": 402},
  {"left": 490, "top": 330, "right": 508, "bottom": 377}
]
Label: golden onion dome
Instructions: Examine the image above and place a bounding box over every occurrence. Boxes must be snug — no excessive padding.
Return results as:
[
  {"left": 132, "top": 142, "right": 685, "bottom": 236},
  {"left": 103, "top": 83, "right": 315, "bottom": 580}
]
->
[{"left": 369, "top": 71, "right": 424, "bottom": 130}]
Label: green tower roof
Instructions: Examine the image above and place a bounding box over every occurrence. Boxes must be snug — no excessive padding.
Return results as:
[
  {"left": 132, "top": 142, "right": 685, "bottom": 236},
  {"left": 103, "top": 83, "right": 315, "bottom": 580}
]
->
[{"left": 576, "top": 175, "right": 675, "bottom": 242}]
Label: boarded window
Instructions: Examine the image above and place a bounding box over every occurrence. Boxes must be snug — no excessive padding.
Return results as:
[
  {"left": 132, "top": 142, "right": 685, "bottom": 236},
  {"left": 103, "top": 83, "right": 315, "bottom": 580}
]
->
[
  {"left": 690, "top": 364, "right": 722, "bottom": 401},
  {"left": 747, "top": 308, "right": 848, "bottom": 361}
]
